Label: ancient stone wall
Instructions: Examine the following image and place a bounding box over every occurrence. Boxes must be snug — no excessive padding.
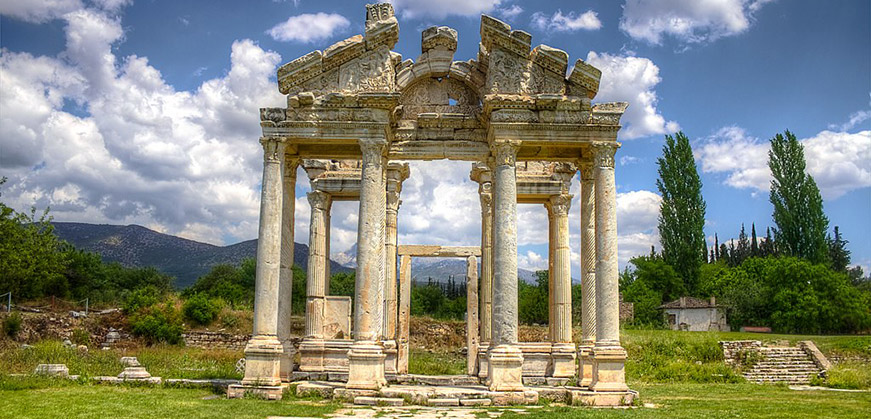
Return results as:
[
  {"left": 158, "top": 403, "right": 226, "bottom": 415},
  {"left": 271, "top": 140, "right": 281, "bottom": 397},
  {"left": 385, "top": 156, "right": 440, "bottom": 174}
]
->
[
  {"left": 719, "top": 340, "right": 762, "bottom": 365},
  {"left": 182, "top": 332, "right": 250, "bottom": 351}
]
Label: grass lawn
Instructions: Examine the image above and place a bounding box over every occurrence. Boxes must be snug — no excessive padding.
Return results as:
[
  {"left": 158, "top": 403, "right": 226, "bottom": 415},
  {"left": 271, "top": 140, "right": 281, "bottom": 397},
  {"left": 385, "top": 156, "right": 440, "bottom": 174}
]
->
[
  {"left": 0, "top": 377, "right": 340, "bottom": 419},
  {"left": 504, "top": 383, "right": 871, "bottom": 419}
]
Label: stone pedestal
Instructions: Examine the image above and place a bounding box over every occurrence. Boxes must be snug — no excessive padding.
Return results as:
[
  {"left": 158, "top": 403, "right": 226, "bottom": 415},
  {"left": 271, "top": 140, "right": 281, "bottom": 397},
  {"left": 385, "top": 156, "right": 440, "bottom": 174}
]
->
[
  {"left": 551, "top": 342, "right": 577, "bottom": 379},
  {"left": 299, "top": 339, "right": 325, "bottom": 372},
  {"left": 347, "top": 342, "right": 387, "bottom": 390},
  {"left": 487, "top": 344, "right": 524, "bottom": 391},
  {"left": 578, "top": 345, "right": 594, "bottom": 387},
  {"left": 383, "top": 340, "right": 398, "bottom": 374},
  {"left": 590, "top": 347, "right": 629, "bottom": 392},
  {"left": 241, "top": 338, "right": 284, "bottom": 387}
]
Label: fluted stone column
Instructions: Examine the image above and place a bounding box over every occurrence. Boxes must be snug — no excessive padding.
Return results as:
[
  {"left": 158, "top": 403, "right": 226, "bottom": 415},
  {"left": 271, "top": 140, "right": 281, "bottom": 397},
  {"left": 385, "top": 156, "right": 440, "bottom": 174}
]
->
[
  {"left": 397, "top": 254, "right": 412, "bottom": 374},
  {"left": 382, "top": 179, "right": 401, "bottom": 374},
  {"left": 590, "top": 143, "right": 628, "bottom": 392},
  {"left": 239, "top": 138, "right": 286, "bottom": 390},
  {"left": 347, "top": 138, "right": 387, "bottom": 390},
  {"left": 277, "top": 157, "right": 298, "bottom": 380},
  {"left": 547, "top": 193, "right": 576, "bottom": 378},
  {"left": 487, "top": 141, "right": 524, "bottom": 392},
  {"left": 299, "top": 190, "right": 331, "bottom": 372},
  {"left": 579, "top": 163, "right": 597, "bottom": 387}
]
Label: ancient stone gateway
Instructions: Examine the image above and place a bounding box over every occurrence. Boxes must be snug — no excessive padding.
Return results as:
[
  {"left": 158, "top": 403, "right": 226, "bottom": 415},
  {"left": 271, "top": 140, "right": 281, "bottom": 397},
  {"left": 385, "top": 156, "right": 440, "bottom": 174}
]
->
[{"left": 228, "top": 3, "right": 633, "bottom": 406}]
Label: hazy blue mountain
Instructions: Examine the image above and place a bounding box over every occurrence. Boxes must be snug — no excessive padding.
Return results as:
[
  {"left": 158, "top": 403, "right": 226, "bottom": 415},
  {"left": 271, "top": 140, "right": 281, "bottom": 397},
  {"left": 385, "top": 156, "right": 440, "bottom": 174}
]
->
[{"left": 52, "top": 222, "right": 351, "bottom": 288}]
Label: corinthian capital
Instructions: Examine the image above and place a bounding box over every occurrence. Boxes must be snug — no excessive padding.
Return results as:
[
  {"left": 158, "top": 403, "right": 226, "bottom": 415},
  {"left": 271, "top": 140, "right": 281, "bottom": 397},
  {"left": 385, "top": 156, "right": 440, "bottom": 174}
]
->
[
  {"left": 260, "top": 137, "right": 286, "bottom": 163},
  {"left": 307, "top": 190, "right": 331, "bottom": 211},
  {"left": 592, "top": 143, "right": 618, "bottom": 169},
  {"left": 579, "top": 161, "right": 595, "bottom": 181},
  {"left": 359, "top": 138, "right": 387, "bottom": 163},
  {"left": 547, "top": 194, "right": 572, "bottom": 216},
  {"left": 491, "top": 140, "right": 521, "bottom": 167}
]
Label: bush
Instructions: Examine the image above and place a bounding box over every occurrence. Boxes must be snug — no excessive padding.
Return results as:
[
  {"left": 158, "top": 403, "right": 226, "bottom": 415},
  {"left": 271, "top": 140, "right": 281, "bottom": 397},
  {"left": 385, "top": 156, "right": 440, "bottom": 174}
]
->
[
  {"left": 130, "top": 303, "right": 184, "bottom": 345},
  {"left": 183, "top": 293, "right": 219, "bottom": 326},
  {"left": 3, "top": 312, "right": 22, "bottom": 338},
  {"left": 123, "top": 286, "right": 160, "bottom": 315}
]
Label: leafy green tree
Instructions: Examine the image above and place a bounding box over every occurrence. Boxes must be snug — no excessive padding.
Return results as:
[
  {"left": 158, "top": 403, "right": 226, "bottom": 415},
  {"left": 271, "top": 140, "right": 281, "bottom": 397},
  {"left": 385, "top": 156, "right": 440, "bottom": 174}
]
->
[
  {"left": 656, "top": 132, "right": 707, "bottom": 294},
  {"left": 768, "top": 130, "right": 829, "bottom": 264},
  {"left": 183, "top": 293, "right": 220, "bottom": 325},
  {"left": 518, "top": 271, "right": 548, "bottom": 325}
]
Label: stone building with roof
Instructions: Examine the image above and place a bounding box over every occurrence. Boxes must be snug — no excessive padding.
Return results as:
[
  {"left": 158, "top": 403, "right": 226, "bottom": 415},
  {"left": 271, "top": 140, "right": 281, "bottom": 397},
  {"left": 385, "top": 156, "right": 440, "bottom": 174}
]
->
[{"left": 659, "top": 297, "right": 729, "bottom": 332}]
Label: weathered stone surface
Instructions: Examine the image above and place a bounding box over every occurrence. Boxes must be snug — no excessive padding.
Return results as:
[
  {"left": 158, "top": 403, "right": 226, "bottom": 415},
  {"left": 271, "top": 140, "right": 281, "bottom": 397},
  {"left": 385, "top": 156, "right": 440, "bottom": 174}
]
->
[{"left": 34, "top": 364, "right": 68, "bottom": 377}]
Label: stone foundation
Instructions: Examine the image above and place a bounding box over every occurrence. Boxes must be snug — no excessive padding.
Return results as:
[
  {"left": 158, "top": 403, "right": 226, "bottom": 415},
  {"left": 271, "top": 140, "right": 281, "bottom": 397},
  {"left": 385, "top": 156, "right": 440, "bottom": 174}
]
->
[{"left": 182, "top": 331, "right": 251, "bottom": 351}]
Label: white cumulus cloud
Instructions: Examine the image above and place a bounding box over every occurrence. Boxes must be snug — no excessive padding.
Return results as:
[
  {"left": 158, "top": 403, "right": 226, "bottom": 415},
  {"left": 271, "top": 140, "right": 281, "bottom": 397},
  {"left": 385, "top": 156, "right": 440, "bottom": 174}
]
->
[
  {"left": 267, "top": 12, "right": 350, "bottom": 43},
  {"left": 585, "top": 51, "right": 680, "bottom": 140},
  {"left": 620, "top": 0, "right": 773, "bottom": 45},
  {"left": 696, "top": 126, "right": 871, "bottom": 200},
  {"left": 0, "top": 6, "right": 286, "bottom": 245},
  {"left": 0, "top": 0, "right": 82, "bottom": 23},
  {"left": 531, "top": 10, "right": 602, "bottom": 32}
]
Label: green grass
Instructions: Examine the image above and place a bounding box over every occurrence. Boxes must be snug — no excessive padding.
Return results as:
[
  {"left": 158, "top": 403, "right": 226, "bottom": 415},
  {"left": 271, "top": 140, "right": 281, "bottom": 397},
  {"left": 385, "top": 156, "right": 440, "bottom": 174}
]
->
[
  {"left": 502, "top": 383, "right": 871, "bottom": 419},
  {"left": 0, "top": 375, "right": 340, "bottom": 419},
  {"left": 818, "top": 361, "right": 871, "bottom": 390},
  {"left": 0, "top": 340, "right": 242, "bottom": 379},
  {"left": 407, "top": 348, "right": 466, "bottom": 375}
]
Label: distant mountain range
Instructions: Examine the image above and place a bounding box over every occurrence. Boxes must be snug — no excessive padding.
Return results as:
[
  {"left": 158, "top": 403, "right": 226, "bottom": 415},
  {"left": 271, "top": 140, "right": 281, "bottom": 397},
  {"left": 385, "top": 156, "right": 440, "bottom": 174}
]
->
[
  {"left": 51, "top": 222, "right": 351, "bottom": 288},
  {"left": 51, "top": 222, "right": 557, "bottom": 289}
]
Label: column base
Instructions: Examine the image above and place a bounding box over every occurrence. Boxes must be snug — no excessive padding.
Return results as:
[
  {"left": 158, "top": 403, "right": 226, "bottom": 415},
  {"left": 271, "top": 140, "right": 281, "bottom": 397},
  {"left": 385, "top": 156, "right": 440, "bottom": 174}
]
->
[
  {"left": 298, "top": 338, "right": 326, "bottom": 372},
  {"left": 347, "top": 341, "right": 387, "bottom": 390},
  {"left": 578, "top": 344, "right": 594, "bottom": 387},
  {"left": 487, "top": 344, "right": 524, "bottom": 392},
  {"left": 551, "top": 342, "right": 577, "bottom": 378},
  {"left": 240, "top": 335, "right": 283, "bottom": 387},
  {"left": 383, "top": 340, "right": 398, "bottom": 374},
  {"left": 590, "top": 346, "right": 628, "bottom": 392}
]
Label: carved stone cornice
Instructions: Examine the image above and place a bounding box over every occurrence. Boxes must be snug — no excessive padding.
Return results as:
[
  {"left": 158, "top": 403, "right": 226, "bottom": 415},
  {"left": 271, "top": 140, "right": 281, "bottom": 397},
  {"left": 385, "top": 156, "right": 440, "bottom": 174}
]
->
[
  {"left": 307, "top": 190, "right": 332, "bottom": 211},
  {"left": 592, "top": 143, "right": 618, "bottom": 169},
  {"left": 491, "top": 140, "right": 521, "bottom": 167}
]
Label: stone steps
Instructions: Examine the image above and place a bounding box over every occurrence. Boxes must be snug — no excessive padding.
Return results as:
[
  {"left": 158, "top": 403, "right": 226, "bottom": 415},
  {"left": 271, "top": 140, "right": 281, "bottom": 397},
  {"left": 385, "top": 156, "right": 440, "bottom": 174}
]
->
[{"left": 740, "top": 346, "right": 823, "bottom": 385}]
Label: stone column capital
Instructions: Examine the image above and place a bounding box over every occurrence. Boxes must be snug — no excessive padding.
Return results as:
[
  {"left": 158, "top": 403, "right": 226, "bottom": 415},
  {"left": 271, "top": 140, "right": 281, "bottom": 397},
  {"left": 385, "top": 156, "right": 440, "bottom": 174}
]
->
[
  {"left": 580, "top": 161, "right": 596, "bottom": 182},
  {"left": 307, "top": 190, "right": 332, "bottom": 211},
  {"left": 546, "top": 194, "right": 572, "bottom": 216},
  {"left": 260, "top": 137, "right": 287, "bottom": 163},
  {"left": 360, "top": 138, "right": 387, "bottom": 162},
  {"left": 386, "top": 191, "right": 401, "bottom": 213},
  {"left": 490, "top": 140, "right": 521, "bottom": 167},
  {"left": 591, "top": 143, "right": 619, "bottom": 168}
]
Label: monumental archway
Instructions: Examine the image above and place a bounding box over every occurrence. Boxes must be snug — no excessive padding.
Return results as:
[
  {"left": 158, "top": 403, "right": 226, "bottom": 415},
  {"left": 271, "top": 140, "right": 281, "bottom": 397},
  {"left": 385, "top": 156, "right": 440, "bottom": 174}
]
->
[{"left": 229, "top": 3, "right": 633, "bottom": 406}]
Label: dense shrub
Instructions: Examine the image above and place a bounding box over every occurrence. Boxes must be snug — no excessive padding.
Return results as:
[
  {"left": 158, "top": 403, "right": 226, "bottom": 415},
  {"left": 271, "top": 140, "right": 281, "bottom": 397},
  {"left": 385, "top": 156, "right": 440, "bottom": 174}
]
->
[
  {"left": 70, "top": 328, "right": 90, "bottom": 346},
  {"left": 130, "top": 303, "right": 184, "bottom": 345},
  {"left": 3, "top": 312, "right": 22, "bottom": 338},
  {"left": 123, "top": 286, "right": 160, "bottom": 315},
  {"left": 183, "top": 293, "right": 219, "bottom": 326}
]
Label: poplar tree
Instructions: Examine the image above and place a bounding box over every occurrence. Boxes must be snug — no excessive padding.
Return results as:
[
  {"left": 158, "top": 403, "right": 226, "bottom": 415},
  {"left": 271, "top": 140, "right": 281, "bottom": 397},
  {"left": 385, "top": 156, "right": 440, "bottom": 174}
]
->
[
  {"left": 656, "top": 132, "right": 707, "bottom": 293},
  {"left": 768, "top": 130, "right": 829, "bottom": 264}
]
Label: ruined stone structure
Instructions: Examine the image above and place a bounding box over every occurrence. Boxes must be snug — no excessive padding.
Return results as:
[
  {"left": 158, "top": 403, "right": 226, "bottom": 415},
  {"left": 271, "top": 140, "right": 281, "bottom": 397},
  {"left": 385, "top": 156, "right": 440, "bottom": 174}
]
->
[{"left": 228, "top": 3, "right": 633, "bottom": 406}]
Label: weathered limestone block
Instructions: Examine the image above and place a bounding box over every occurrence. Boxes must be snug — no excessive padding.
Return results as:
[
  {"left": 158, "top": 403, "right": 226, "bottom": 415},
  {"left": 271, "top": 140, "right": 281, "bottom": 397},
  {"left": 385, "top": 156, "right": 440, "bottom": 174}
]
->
[{"left": 34, "top": 364, "right": 68, "bottom": 377}]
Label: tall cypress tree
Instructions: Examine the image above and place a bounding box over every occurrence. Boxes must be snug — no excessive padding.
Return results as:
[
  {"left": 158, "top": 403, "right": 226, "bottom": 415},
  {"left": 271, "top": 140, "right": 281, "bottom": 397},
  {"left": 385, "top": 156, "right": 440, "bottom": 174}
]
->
[
  {"left": 768, "top": 130, "right": 829, "bottom": 264},
  {"left": 656, "top": 131, "right": 707, "bottom": 294},
  {"left": 750, "top": 223, "right": 759, "bottom": 257},
  {"left": 828, "top": 226, "right": 850, "bottom": 273},
  {"left": 714, "top": 234, "right": 720, "bottom": 261},
  {"left": 736, "top": 224, "right": 750, "bottom": 264}
]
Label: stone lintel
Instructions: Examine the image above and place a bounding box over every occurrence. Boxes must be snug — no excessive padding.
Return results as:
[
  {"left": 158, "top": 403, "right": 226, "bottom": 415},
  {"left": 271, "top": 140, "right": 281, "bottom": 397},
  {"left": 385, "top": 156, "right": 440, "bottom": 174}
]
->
[{"left": 397, "top": 245, "right": 481, "bottom": 257}]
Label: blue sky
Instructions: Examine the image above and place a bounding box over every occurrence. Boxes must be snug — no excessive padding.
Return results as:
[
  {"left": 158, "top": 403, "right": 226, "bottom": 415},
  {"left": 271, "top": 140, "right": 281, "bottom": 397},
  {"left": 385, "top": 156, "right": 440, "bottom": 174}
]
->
[{"left": 1, "top": 0, "right": 869, "bottom": 278}]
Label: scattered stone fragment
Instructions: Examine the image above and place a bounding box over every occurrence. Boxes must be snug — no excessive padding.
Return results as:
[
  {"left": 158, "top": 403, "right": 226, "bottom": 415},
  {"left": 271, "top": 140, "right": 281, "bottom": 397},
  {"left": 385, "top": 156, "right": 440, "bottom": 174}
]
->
[{"left": 34, "top": 364, "right": 69, "bottom": 377}]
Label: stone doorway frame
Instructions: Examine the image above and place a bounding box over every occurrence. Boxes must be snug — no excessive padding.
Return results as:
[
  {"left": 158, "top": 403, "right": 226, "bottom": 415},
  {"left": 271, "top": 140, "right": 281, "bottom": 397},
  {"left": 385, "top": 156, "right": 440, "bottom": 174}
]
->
[{"left": 396, "top": 245, "right": 481, "bottom": 375}]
